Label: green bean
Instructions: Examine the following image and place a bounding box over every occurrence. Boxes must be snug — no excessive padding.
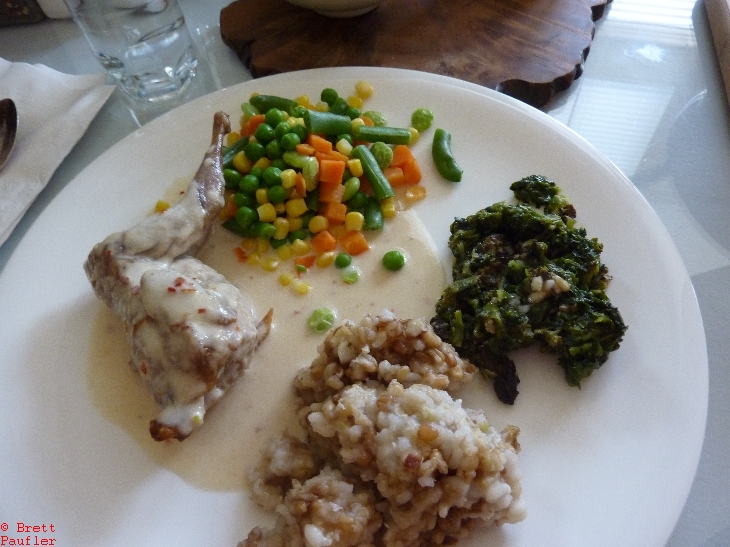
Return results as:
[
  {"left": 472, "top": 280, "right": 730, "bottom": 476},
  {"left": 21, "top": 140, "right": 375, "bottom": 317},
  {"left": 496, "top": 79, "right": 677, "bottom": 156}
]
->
[
  {"left": 363, "top": 196, "right": 384, "bottom": 231},
  {"left": 303, "top": 110, "right": 352, "bottom": 136},
  {"left": 352, "top": 125, "right": 411, "bottom": 145},
  {"left": 249, "top": 94, "right": 298, "bottom": 115},
  {"left": 222, "top": 136, "right": 249, "bottom": 169},
  {"left": 432, "top": 128, "right": 463, "bottom": 182},
  {"left": 351, "top": 145, "right": 394, "bottom": 201}
]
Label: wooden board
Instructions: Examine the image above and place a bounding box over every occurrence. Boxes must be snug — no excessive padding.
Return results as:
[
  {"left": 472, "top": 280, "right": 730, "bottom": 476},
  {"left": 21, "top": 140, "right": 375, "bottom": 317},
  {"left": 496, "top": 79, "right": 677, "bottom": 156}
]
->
[
  {"left": 220, "top": 0, "right": 611, "bottom": 108},
  {"left": 706, "top": 0, "right": 730, "bottom": 107}
]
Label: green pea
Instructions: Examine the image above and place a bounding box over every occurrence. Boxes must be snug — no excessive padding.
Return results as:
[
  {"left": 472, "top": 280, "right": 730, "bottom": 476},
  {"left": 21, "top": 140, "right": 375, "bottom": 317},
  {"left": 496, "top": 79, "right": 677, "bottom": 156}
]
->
[
  {"left": 239, "top": 174, "right": 260, "bottom": 195},
  {"left": 290, "top": 123, "right": 308, "bottom": 141},
  {"left": 320, "top": 88, "right": 339, "bottom": 106},
  {"left": 280, "top": 132, "right": 301, "bottom": 151},
  {"left": 265, "top": 108, "right": 286, "bottom": 128},
  {"left": 346, "top": 106, "right": 361, "bottom": 120},
  {"left": 262, "top": 166, "right": 282, "bottom": 187},
  {"left": 340, "top": 265, "right": 361, "bottom": 284},
  {"left": 245, "top": 141, "right": 266, "bottom": 162},
  {"left": 347, "top": 190, "right": 368, "bottom": 210},
  {"left": 249, "top": 167, "right": 264, "bottom": 180},
  {"left": 363, "top": 110, "right": 387, "bottom": 126},
  {"left": 334, "top": 252, "right": 352, "bottom": 269},
  {"left": 329, "top": 97, "right": 349, "bottom": 116},
  {"left": 382, "top": 250, "right": 406, "bottom": 271},
  {"left": 255, "top": 221, "right": 277, "bottom": 239},
  {"left": 254, "top": 122, "right": 275, "bottom": 144},
  {"left": 233, "top": 192, "right": 255, "bottom": 208},
  {"left": 235, "top": 206, "right": 257, "bottom": 228},
  {"left": 267, "top": 184, "right": 287, "bottom": 204},
  {"left": 271, "top": 158, "right": 289, "bottom": 172},
  {"left": 288, "top": 229, "right": 308, "bottom": 242},
  {"left": 411, "top": 108, "right": 434, "bottom": 132},
  {"left": 370, "top": 141, "right": 393, "bottom": 169},
  {"left": 223, "top": 168, "right": 242, "bottom": 189},
  {"left": 274, "top": 121, "right": 291, "bottom": 139},
  {"left": 290, "top": 105, "right": 308, "bottom": 118},
  {"left": 266, "top": 139, "right": 283, "bottom": 160},
  {"left": 308, "top": 307, "right": 337, "bottom": 333}
]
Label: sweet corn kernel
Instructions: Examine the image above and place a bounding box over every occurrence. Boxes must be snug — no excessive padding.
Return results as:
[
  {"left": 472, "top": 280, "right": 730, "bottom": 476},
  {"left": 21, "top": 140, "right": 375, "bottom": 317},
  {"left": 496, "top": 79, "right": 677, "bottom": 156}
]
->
[
  {"left": 155, "top": 200, "right": 170, "bottom": 213},
  {"left": 261, "top": 256, "right": 279, "bottom": 272},
  {"left": 275, "top": 202, "right": 286, "bottom": 215},
  {"left": 288, "top": 216, "right": 304, "bottom": 231},
  {"left": 232, "top": 151, "right": 252, "bottom": 174},
  {"left": 295, "top": 95, "right": 310, "bottom": 107},
  {"left": 405, "top": 185, "right": 427, "bottom": 202},
  {"left": 279, "top": 273, "right": 294, "bottom": 286},
  {"left": 331, "top": 224, "right": 347, "bottom": 239},
  {"left": 314, "top": 101, "right": 329, "bottom": 112},
  {"left": 291, "top": 238, "right": 311, "bottom": 256},
  {"left": 350, "top": 118, "right": 366, "bottom": 131},
  {"left": 345, "top": 211, "right": 365, "bottom": 232},
  {"left": 240, "top": 237, "right": 257, "bottom": 251},
  {"left": 308, "top": 215, "right": 329, "bottom": 233},
  {"left": 276, "top": 244, "right": 294, "bottom": 260},
  {"left": 247, "top": 253, "right": 261, "bottom": 266},
  {"left": 355, "top": 80, "right": 374, "bottom": 99},
  {"left": 256, "top": 238, "right": 271, "bottom": 254},
  {"left": 253, "top": 157, "right": 272, "bottom": 171},
  {"left": 256, "top": 188, "right": 269, "bottom": 205},
  {"left": 291, "top": 279, "right": 311, "bottom": 295},
  {"left": 347, "top": 159, "right": 363, "bottom": 178},
  {"left": 381, "top": 197, "right": 397, "bottom": 219},
  {"left": 273, "top": 217, "right": 290, "bottom": 240},
  {"left": 281, "top": 168, "right": 297, "bottom": 189},
  {"left": 257, "top": 203, "right": 277, "bottom": 222},
  {"left": 347, "top": 95, "right": 363, "bottom": 109},
  {"left": 408, "top": 127, "right": 419, "bottom": 144},
  {"left": 285, "top": 197, "right": 308, "bottom": 218},
  {"left": 336, "top": 138, "right": 353, "bottom": 157},
  {"left": 226, "top": 131, "right": 242, "bottom": 146},
  {"left": 316, "top": 251, "right": 336, "bottom": 268}
]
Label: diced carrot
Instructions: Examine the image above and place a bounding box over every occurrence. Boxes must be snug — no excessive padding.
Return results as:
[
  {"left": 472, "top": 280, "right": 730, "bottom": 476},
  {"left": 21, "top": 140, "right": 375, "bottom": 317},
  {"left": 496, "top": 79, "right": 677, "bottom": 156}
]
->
[
  {"left": 403, "top": 158, "right": 422, "bottom": 184},
  {"left": 318, "top": 180, "right": 346, "bottom": 203},
  {"left": 315, "top": 150, "right": 350, "bottom": 163},
  {"left": 322, "top": 201, "right": 347, "bottom": 225},
  {"left": 295, "top": 255, "right": 316, "bottom": 269},
  {"left": 307, "top": 134, "right": 333, "bottom": 153},
  {"left": 295, "top": 143, "right": 316, "bottom": 156},
  {"left": 358, "top": 115, "right": 375, "bottom": 127},
  {"left": 242, "top": 114, "right": 265, "bottom": 136},
  {"left": 319, "top": 159, "right": 347, "bottom": 185},
  {"left": 391, "top": 144, "right": 415, "bottom": 168},
  {"left": 221, "top": 194, "right": 238, "bottom": 220},
  {"left": 339, "top": 230, "right": 370, "bottom": 256},
  {"left": 310, "top": 230, "right": 337, "bottom": 254},
  {"left": 294, "top": 172, "right": 307, "bottom": 197},
  {"left": 233, "top": 247, "right": 247, "bottom": 263},
  {"left": 383, "top": 166, "right": 408, "bottom": 187}
]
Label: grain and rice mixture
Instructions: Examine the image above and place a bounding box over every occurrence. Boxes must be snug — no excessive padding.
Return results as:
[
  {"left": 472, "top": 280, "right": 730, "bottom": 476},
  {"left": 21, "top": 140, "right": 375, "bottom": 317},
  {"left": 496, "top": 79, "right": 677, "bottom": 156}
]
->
[{"left": 241, "top": 310, "right": 526, "bottom": 547}]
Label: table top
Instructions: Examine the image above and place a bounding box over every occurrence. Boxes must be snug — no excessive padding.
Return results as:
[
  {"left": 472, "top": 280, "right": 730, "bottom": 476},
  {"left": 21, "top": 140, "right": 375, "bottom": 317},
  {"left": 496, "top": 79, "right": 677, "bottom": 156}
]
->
[{"left": 1, "top": 1, "right": 728, "bottom": 545}]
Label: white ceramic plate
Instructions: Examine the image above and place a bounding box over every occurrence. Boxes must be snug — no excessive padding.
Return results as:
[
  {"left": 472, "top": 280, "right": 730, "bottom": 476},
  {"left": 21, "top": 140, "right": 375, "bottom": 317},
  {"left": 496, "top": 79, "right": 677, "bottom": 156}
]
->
[{"left": 0, "top": 67, "right": 707, "bottom": 547}]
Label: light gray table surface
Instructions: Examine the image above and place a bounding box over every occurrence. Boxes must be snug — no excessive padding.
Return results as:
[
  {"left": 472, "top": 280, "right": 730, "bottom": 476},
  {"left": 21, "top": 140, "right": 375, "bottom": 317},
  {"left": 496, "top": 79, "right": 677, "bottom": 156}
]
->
[{"left": 1, "top": 1, "right": 728, "bottom": 545}]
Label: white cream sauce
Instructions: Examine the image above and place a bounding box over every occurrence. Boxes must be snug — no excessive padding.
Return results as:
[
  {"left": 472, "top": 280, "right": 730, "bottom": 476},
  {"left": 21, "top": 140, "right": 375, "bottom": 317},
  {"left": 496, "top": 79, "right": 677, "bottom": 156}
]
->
[{"left": 87, "top": 205, "right": 445, "bottom": 491}]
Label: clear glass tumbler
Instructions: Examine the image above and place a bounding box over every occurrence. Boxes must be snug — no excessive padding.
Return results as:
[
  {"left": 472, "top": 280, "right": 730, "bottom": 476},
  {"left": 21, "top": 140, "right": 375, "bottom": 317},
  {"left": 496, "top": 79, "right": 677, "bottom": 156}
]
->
[{"left": 64, "top": 0, "right": 198, "bottom": 102}]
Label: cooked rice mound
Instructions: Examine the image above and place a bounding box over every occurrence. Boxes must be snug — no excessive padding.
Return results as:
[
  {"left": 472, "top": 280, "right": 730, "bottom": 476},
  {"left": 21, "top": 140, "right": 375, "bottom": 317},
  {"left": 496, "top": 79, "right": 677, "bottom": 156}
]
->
[{"left": 241, "top": 311, "right": 526, "bottom": 547}]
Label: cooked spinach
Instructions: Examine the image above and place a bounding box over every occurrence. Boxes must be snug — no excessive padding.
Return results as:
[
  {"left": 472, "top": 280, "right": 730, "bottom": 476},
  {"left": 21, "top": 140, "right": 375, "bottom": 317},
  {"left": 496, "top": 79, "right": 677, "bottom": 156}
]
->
[{"left": 431, "top": 175, "right": 627, "bottom": 404}]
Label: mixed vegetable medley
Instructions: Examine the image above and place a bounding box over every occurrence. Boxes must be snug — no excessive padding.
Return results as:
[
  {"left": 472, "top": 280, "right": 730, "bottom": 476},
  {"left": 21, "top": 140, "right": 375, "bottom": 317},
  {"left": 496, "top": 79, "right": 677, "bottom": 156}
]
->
[
  {"left": 431, "top": 175, "right": 627, "bottom": 404},
  {"left": 214, "top": 81, "right": 450, "bottom": 294}
]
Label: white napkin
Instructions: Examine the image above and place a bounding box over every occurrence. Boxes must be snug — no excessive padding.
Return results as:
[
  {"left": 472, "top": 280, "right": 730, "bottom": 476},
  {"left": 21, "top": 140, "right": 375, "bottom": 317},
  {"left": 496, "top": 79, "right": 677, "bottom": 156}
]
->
[{"left": 0, "top": 58, "right": 115, "bottom": 247}]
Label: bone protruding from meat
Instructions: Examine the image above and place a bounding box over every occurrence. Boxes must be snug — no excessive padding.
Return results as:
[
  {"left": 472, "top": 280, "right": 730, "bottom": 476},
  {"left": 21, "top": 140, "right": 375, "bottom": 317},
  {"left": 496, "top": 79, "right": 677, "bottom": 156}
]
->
[{"left": 85, "top": 112, "right": 272, "bottom": 441}]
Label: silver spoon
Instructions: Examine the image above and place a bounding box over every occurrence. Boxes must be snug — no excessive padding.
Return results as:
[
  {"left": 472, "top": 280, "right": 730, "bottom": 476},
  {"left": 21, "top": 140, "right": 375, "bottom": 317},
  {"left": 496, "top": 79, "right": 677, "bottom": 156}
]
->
[{"left": 0, "top": 98, "right": 18, "bottom": 170}]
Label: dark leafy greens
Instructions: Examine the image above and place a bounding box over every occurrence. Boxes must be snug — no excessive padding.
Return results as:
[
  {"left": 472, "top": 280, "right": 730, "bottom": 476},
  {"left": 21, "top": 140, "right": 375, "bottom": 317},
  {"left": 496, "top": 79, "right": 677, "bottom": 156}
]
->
[{"left": 431, "top": 175, "right": 627, "bottom": 404}]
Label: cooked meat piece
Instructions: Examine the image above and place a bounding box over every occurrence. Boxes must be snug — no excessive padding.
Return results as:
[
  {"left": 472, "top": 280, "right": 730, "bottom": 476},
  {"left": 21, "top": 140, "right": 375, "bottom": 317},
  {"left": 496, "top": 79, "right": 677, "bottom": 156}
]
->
[{"left": 84, "top": 112, "right": 272, "bottom": 441}]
